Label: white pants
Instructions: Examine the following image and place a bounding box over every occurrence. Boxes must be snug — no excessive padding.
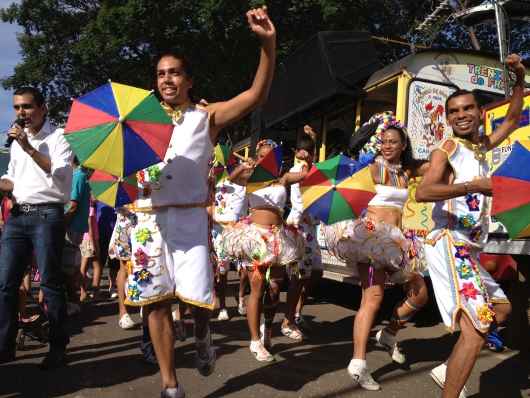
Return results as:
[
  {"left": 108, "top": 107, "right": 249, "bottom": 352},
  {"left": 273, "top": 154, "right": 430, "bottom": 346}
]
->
[
  {"left": 425, "top": 230, "right": 508, "bottom": 333},
  {"left": 125, "top": 207, "right": 214, "bottom": 309}
]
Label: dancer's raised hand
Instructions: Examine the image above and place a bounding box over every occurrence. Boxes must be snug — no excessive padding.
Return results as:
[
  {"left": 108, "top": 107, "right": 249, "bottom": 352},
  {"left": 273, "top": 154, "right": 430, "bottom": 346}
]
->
[{"left": 247, "top": 6, "right": 276, "bottom": 43}]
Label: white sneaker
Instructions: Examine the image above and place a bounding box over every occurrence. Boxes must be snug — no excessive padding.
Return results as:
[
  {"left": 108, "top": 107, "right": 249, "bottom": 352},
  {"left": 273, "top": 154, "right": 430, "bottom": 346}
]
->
[
  {"left": 238, "top": 303, "right": 247, "bottom": 316},
  {"left": 249, "top": 340, "right": 274, "bottom": 362},
  {"left": 118, "top": 313, "right": 136, "bottom": 329},
  {"left": 195, "top": 326, "right": 216, "bottom": 376},
  {"left": 217, "top": 309, "right": 229, "bottom": 321},
  {"left": 375, "top": 328, "right": 406, "bottom": 364},
  {"left": 430, "top": 363, "right": 469, "bottom": 398},
  {"left": 160, "top": 384, "right": 185, "bottom": 398},
  {"left": 347, "top": 360, "right": 381, "bottom": 391}
]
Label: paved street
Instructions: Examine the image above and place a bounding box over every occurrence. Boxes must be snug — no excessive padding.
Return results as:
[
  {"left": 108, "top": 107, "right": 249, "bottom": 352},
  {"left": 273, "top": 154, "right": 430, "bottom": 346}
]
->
[{"left": 1, "top": 278, "right": 528, "bottom": 398}]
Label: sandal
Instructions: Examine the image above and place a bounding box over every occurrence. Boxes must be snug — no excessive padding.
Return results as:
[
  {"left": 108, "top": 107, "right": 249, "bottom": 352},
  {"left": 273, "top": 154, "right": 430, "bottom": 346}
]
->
[{"left": 281, "top": 322, "right": 303, "bottom": 341}]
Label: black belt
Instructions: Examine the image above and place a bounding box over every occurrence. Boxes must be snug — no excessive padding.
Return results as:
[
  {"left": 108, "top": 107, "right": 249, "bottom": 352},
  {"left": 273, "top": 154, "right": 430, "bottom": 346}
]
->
[{"left": 12, "top": 203, "right": 63, "bottom": 214}]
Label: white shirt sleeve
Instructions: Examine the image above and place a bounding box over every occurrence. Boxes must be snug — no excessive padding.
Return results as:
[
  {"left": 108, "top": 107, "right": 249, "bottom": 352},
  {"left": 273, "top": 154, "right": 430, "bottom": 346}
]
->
[{"left": 50, "top": 129, "right": 73, "bottom": 181}]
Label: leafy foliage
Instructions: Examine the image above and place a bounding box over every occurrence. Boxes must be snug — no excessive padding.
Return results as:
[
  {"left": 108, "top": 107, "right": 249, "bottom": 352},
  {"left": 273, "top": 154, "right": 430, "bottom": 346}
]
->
[{"left": 1, "top": 0, "right": 528, "bottom": 137}]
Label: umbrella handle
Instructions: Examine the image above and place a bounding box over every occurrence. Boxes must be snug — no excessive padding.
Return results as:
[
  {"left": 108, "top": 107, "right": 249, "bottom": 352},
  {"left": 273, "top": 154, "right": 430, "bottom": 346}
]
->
[{"left": 232, "top": 152, "right": 247, "bottom": 161}]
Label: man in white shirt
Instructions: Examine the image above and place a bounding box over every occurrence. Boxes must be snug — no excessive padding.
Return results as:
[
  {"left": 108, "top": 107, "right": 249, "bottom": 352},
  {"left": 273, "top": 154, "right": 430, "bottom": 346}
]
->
[{"left": 0, "top": 87, "right": 73, "bottom": 369}]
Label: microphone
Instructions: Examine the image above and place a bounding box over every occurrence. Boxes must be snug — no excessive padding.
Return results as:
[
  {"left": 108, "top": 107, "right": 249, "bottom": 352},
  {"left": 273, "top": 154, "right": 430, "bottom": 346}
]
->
[{"left": 5, "top": 118, "right": 25, "bottom": 148}]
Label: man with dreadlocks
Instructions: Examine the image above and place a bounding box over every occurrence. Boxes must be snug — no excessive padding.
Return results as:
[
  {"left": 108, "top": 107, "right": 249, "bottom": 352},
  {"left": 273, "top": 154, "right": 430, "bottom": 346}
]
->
[{"left": 323, "top": 112, "right": 430, "bottom": 391}]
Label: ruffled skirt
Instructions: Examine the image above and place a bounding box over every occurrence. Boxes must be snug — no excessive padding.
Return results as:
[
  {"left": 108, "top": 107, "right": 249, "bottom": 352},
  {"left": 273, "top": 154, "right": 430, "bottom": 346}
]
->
[
  {"left": 321, "top": 218, "right": 425, "bottom": 283},
  {"left": 108, "top": 210, "right": 137, "bottom": 261},
  {"left": 219, "top": 218, "right": 304, "bottom": 268}
]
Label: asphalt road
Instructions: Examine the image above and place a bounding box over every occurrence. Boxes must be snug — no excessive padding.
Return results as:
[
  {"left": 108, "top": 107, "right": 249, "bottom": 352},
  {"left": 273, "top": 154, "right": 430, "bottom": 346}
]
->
[{"left": 1, "top": 278, "right": 528, "bottom": 398}]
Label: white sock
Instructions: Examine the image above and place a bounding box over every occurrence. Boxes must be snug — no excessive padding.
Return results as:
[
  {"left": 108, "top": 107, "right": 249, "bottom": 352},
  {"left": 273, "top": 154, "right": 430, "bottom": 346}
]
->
[{"left": 349, "top": 358, "right": 367, "bottom": 371}]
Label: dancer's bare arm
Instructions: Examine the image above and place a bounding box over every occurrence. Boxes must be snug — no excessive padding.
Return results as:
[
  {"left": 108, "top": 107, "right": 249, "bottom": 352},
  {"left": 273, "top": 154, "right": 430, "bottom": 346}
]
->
[
  {"left": 415, "top": 142, "right": 491, "bottom": 202},
  {"left": 483, "top": 54, "right": 526, "bottom": 150},
  {"left": 208, "top": 7, "right": 276, "bottom": 139},
  {"left": 229, "top": 160, "right": 255, "bottom": 186}
]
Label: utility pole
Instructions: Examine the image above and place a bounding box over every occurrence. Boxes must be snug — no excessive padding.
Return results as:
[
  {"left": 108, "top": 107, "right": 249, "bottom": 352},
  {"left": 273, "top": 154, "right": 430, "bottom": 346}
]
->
[{"left": 493, "top": 1, "right": 511, "bottom": 97}]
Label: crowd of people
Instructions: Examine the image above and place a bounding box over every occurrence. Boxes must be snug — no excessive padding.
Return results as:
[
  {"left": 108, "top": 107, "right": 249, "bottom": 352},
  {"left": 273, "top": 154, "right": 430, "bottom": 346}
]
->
[{"left": 0, "top": 7, "right": 526, "bottom": 398}]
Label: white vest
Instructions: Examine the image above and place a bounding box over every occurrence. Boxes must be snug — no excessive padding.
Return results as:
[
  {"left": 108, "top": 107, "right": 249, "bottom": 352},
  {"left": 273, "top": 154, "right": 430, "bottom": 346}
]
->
[
  {"left": 134, "top": 106, "right": 212, "bottom": 209},
  {"left": 431, "top": 138, "right": 490, "bottom": 248}
]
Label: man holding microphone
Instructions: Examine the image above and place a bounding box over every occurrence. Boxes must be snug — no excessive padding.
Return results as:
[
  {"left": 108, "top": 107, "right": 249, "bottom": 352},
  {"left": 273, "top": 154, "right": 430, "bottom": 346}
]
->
[{"left": 0, "top": 87, "right": 73, "bottom": 369}]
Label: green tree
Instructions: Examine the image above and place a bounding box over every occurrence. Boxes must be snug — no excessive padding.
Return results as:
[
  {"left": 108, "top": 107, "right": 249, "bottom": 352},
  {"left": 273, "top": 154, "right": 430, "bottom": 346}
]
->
[{"left": 1, "top": 0, "right": 528, "bottom": 133}]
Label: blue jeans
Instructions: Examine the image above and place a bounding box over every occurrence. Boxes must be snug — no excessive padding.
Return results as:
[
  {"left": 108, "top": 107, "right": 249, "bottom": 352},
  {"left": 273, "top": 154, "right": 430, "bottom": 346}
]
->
[{"left": 0, "top": 205, "right": 69, "bottom": 354}]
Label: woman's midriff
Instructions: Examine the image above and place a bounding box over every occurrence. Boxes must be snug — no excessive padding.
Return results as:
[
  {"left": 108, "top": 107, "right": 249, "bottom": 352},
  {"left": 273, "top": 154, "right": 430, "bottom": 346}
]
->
[
  {"left": 365, "top": 205, "right": 402, "bottom": 228},
  {"left": 249, "top": 207, "right": 283, "bottom": 226}
]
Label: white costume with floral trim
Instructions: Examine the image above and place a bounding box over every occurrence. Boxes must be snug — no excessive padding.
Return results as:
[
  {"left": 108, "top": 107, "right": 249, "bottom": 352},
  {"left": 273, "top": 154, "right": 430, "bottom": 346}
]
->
[
  {"left": 322, "top": 158, "right": 424, "bottom": 284},
  {"left": 424, "top": 138, "right": 508, "bottom": 333},
  {"left": 125, "top": 106, "right": 215, "bottom": 309},
  {"left": 211, "top": 179, "right": 247, "bottom": 274},
  {"left": 286, "top": 162, "right": 322, "bottom": 278},
  {"left": 219, "top": 184, "right": 304, "bottom": 269},
  {"left": 108, "top": 207, "right": 136, "bottom": 261}
]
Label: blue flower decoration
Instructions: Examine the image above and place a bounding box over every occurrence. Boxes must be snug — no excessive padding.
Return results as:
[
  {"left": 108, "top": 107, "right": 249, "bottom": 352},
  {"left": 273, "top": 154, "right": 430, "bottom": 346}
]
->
[{"left": 133, "top": 268, "right": 153, "bottom": 286}]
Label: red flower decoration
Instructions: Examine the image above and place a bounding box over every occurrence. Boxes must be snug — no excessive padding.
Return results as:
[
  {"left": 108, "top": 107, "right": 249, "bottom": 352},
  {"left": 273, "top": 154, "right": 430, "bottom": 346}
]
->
[
  {"left": 365, "top": 220, "right": 376, "bottom": 232},
  {"left": 134, "top": 248, "right": 149, "bottom": 266},
  {"left": 460, "top": 282, "right": 479, "bottom": 300},
  {"left": 137, "top": 170, "right": 146, "bottom": 184}
]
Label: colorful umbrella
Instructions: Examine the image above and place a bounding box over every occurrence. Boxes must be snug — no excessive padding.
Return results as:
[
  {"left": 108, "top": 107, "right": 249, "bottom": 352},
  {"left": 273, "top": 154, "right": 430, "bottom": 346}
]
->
[
  {"left": 301, "top": 155, "right": 376, "bottom": 224},
  {"left": 492, "top": 140, "right": 530, "bottom": 239},
  {"left": 212, "top": 144, "right": 237, "bottom": 184},
  {"left": 64, "top": 82, "right": 173, "bottom": 178},
  {"left": 247, "top": 145, "right": 283, "bottom": 193},
  {"left": 89, "top": 170, "right": 138, "bottom": 208}
]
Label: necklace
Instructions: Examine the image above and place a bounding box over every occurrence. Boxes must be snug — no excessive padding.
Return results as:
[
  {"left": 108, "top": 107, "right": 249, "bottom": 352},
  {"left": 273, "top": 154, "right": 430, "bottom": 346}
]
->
[
  {"left": 160, "top": 102, "right": 189, "bottom": 124},
  {"left": 454, "top": 137, "right": 487, "bottom": 162},
  {"left": 376, "top": 157, "right": 402, "bottom": 172},
  {"left": 376, "top": 157, "right": 406, "bottom": 188}
]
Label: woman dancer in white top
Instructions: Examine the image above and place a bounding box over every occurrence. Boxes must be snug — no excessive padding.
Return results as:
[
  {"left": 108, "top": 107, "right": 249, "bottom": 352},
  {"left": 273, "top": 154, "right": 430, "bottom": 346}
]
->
[
  {"left": 221, "top": 139, "right": 309, "bottom": 362},
  {"left": 323, "top": 113, "right": 429, "bottom": 390}
]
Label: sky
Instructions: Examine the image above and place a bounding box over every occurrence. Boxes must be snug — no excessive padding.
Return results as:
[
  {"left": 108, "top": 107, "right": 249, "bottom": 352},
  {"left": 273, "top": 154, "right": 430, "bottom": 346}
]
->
[{"left": 0, "top": 0, "right": 21, "bottom": 141}]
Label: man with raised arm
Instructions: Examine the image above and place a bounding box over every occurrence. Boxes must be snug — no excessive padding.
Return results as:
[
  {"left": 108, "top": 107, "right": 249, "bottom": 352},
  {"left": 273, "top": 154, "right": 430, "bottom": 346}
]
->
[
  {"left": 416, "top": 54, "right": 526, "bottom": 398},
  {"left": 123, "top": 7, "right": 276, "bottom": 398}
]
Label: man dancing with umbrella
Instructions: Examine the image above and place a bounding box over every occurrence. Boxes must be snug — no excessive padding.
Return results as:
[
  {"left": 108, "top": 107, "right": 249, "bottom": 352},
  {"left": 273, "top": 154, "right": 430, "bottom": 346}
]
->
[
  {"left": 123, "top": 6, "right": 276, "bottom": 398},
  {"left": 416, "top": 54, "right": 526, "bottom": 398}
]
